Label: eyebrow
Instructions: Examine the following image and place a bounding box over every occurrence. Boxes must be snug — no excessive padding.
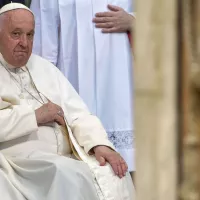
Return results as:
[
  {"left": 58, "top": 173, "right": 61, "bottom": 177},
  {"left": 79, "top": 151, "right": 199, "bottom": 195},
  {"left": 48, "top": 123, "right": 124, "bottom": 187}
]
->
[
  {"left": 11, "top": 28, "right": 22, "bottom": 31},
  {"left": 11, "top": 28, "right": 35, "bottom": 33}
]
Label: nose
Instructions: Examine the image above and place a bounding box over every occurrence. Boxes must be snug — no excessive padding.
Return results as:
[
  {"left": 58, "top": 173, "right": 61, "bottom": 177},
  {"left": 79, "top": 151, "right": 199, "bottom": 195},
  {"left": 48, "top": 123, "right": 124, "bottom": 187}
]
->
[{"left": 19, "top": 34, "right": 28, "bottom": 48}]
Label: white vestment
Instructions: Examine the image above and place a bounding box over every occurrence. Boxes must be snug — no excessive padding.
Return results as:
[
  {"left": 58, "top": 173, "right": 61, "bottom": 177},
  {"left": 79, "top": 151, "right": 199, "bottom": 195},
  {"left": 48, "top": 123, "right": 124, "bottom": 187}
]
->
[
  {"left": 0, "top": 54, "right": 135, "bottom": 200},
  {"left": 30, "top": 0, "right": 135, "bottom": 171}
]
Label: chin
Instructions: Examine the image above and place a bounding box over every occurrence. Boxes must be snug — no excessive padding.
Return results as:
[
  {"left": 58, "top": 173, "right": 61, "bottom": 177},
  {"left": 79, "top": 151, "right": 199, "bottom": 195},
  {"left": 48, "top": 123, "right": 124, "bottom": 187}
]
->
[
  {"left": 13, "top": 60, "right": 28, "bottom": 68},
  {"left": 15, "top": 56, "right": 29, "bottom": 67}
]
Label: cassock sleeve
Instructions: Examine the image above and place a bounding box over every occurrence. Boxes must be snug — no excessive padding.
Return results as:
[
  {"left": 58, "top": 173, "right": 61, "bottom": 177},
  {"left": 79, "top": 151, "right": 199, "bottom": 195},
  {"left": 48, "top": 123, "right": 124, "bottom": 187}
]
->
[
  {"left": 0, "top": 97, "right": 38, "bottom": 142},
  {"left": 56, "top": 70, "right": 115, "bottom": 154},
  {"left": 30, "top": 0, "right": 60, "bottom": 65}
]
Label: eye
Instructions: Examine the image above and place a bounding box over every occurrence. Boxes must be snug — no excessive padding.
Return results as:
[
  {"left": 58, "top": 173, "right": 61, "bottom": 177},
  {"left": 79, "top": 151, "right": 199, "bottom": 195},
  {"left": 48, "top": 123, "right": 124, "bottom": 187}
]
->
[
  {"left": 11, "top": 31, "right": 21, "bottom": 38},
  {"left": 27, "top": 32, "right": 34, "bottom": 40}
]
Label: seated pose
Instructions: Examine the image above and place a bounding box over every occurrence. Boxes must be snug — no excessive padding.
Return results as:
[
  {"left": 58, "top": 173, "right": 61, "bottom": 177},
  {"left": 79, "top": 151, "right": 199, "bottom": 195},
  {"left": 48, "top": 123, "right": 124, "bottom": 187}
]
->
[{"left": 0, "top": 3, "right": 135, "bottom": 200}]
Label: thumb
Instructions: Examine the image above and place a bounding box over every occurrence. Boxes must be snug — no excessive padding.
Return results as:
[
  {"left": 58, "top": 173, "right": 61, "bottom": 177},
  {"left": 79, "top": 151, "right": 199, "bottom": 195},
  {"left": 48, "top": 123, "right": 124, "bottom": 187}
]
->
[
  {"left": 97, "top": 156, "right": 106, "bottom": 166},
  {"left": 108, "top": 4, "right": 121, "bottom": 12}
]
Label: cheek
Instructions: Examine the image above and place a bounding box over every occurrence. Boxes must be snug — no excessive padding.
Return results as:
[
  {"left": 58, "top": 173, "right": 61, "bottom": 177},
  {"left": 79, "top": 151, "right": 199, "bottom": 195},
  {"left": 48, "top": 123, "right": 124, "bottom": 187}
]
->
[
  {"left": 28, "top": 41, "right": 33, "bottom": 51},
  {"left": 2, "top": 42, "right": 15, "bottom": 53},
  {"left": 7, "top": 39, "right": 19, "bottom": 52},
  {"left": 29, "top": 41, "right": 33, "bottom": 47}
]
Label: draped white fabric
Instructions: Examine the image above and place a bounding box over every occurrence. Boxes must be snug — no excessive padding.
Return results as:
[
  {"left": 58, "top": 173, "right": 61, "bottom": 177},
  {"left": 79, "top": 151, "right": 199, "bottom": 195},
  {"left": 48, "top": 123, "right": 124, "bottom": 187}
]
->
[
  {"left": 0, "top": 54, "right": 135, "bottom": 200},
  {"left": 31, "top": 0, "right": 135, "bottom": 171}
]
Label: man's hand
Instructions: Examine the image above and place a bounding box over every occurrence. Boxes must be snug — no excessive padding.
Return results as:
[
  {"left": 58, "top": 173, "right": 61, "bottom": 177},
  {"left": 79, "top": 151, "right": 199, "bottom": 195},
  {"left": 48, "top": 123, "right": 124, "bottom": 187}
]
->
[
  {"left": 93, "top": 4, "right": 134, "bottom": 33},
  {"left": 35, "top": 101, "right": 65, "bottom": 126},
  {"left": 94, "top": 145, "right": 128, "bottom": 178}
]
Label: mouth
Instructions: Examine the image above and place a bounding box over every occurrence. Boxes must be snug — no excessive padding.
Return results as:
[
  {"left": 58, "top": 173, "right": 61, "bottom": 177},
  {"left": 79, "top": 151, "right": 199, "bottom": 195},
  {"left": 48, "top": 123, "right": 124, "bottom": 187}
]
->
[{"left": 14, "top": 51, "right": 28, "bottom": 56}]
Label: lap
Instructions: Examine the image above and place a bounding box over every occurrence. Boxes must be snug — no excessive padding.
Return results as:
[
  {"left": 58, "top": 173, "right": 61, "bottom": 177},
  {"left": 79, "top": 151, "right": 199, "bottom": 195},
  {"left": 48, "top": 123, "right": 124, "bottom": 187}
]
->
[
  {"left": 0, "top": 151, "right": 100, "bottom": 200},
  {"left": 0, "top": 151, "right": 135, "bottom": 200},
  {"left": 0, "top": 169, "right": 26, "bottom": 200}
]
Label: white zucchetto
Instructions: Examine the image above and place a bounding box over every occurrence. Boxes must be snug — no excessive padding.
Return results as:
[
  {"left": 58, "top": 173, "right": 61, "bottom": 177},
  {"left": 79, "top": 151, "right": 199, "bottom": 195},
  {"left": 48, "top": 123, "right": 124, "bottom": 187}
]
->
[{"left": 0, "top": 2, "right": 33, "bottom": 15}]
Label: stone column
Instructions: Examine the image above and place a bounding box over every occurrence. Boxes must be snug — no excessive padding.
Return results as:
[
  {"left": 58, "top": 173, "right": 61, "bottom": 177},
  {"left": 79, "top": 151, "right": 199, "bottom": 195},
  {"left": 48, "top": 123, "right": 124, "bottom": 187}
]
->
[{"left": 134, "top": 0, "right": 178, "bottom": 199}]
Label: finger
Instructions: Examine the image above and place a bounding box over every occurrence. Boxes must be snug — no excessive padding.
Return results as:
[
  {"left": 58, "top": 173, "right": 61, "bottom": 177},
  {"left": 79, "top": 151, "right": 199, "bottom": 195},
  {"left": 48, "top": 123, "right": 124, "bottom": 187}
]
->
[
  {"left": 93, "top": 16, "right": 113, "bottom": 23},
  {"left": 102, "top": 27, "right": 120, "bottom": 33},
  {"left": 54, "top": 104, "right": 62, "bottom": 111},
  {"left": 57, "top": 109, "right": 64, "bottom": 117},
  {"left": 54, "top": 115, "right": 65, "bottom": 126},
  {"left": 46, "top": 101, "right": 54, "bottom": 110},
  {"left": 43, "top": 103, "right": 50, "bottom": 113},
  {"left": 57, "top": 112, "right": 64, "bottom": 118},
  {"left": 108, "top": 4, "right": 122, "bottom": 12},
  {"left": 119, "top": 157, "right": 128, "bottom": 176},
  {"left": 117, "top": 163, "right": 123, "bottom": 178},
  {"left": 95, "top": 22, "right": 114, "bottom": 29},
  {"left": 53, "top": 105, "right": 64, "bottom": 116},
  {"left": 121, "top": 163, "right": 127, "bottom": 176},
  {"left": 111, "top": 163, "right": 119, "bottom": 176},
  {"left": 97, "top": 156, "right": 106, "bottom": 166},
  {"left": 55, "top": 118, "right": 65, "bottom": 126},
  {"left": 95, "top": 11, "right": 114, "bottom": 18}
]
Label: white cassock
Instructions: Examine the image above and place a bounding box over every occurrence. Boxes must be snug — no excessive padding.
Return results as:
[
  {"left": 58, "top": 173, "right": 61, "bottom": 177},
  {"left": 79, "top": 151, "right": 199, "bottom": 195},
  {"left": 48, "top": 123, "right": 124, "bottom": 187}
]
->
[
  {"left": 31, "top": 0, "right": 135, "bottom": 171},
  {"left": 0, "top": 53, "right": 135, "bottom": 200}
]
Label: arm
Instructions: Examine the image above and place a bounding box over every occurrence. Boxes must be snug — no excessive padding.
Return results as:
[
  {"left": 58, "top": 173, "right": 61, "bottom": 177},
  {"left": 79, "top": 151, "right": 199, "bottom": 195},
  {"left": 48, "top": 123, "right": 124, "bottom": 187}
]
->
[
  {"left": 54, "top": 69, "right": 127, "bottom": 177},
  {"left": 70, "top": 114, "right": 114, "bottom": 154},
  {"left": 0, "top": 97, "right": 38, "bottom": 142},
  {"left": 56, "top": 70, "right": 115, "bottom": 154}
]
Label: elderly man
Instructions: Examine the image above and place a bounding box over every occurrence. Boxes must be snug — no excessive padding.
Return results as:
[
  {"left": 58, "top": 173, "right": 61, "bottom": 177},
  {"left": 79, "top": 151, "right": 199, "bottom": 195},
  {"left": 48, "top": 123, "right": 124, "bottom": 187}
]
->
[{"left": 0, "top": 3, "right": 135, "bottom": 200}]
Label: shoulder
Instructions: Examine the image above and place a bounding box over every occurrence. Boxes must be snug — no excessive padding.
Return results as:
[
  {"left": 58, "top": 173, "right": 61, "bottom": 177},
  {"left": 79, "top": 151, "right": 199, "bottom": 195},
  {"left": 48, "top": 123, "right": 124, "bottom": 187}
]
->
[{"left": 28, "top": 54, "right": 60, "bottom": 74}]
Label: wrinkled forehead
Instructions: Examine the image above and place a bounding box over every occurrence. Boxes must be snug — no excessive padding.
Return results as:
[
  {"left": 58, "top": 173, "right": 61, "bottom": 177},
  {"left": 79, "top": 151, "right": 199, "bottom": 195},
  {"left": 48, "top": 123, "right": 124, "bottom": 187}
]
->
[
  {"left": 6, "top": 9, "right": 34, "bottom": 23},
  {"left": 2, "top": 9, "right": 35, "bottom": 30}
]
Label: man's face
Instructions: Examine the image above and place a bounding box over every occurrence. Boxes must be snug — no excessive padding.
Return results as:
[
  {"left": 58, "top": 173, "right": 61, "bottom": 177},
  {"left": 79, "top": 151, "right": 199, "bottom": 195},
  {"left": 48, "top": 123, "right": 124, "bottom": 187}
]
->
[{"left": 0, "top": 9, "right": 35, "bottom": 68}]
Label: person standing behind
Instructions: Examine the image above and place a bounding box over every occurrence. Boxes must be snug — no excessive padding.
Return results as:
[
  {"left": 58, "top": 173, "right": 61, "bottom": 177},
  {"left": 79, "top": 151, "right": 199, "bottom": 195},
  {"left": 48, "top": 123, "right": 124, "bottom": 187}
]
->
[
  {"left": 0, "top": 0, "right": 25, "bottom": 8},
  {"left": 30, "top": 0, "right": 135, "bottom": 172}
]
